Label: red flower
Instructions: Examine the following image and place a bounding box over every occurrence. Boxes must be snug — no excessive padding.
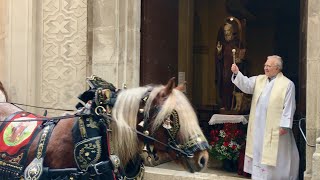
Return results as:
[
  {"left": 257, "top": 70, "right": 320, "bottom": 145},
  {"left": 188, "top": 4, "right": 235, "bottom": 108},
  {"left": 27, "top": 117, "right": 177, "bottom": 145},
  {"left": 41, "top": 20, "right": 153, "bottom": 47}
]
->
[
  {"left": 214, "top": 137, "right": 219, "bottom": 142},
  {"left": 210, "top": 130, "right": 215, "bottom": 138},
  {"left": 232, "top": 145, "right": 237, "bottom": 150},
  {"left": 223, "top": 142, "right": 229, "bottom": 147}
]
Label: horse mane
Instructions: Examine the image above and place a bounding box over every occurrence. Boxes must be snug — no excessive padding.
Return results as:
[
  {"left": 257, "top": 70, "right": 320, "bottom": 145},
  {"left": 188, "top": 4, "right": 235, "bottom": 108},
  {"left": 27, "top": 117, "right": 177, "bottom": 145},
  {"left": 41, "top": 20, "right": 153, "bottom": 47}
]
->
[
  {"left": 111, "top": 86, "right": 151, "bottom": 166},
  {"left": 111, "top": 85, "right": 205, "bottom": 166}
]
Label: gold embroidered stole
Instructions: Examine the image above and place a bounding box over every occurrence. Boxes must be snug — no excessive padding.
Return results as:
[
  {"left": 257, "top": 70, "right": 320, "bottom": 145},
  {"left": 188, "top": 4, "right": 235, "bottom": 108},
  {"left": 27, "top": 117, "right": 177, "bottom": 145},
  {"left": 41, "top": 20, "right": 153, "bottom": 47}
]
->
[{"left": 245, "top": 72, "right": 289, "bottom": 166}]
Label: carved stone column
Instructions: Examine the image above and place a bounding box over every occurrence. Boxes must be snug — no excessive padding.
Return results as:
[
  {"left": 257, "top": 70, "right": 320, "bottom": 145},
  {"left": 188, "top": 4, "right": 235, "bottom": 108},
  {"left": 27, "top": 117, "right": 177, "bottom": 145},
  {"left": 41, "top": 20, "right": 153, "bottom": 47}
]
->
[
  {"left": 306, "top": 0, "right": 320, "bottom": 179},
  {"left": 0, "top": 0, "right": 7, "bottom": 80},
  {"left": 40, "top": 0, "right": 88, "bottom": 113},
  {"left": 312, "top": 138, "right": 320, "bottom": 180},
  {"left": 88, "top": 0, "right": 141, "bottom": 88},
  {"left": 0, "top": 0, "right": 38, "bottom": 110}
]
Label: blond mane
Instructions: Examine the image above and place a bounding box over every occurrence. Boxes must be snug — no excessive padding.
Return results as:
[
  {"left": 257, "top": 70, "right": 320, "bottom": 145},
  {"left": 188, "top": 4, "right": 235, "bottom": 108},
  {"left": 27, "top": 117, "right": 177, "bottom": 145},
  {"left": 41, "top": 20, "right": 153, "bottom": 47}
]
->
[
  {"left": 111, "top": 86, "right": 150, "bottom": 165},
  {"left": 111, "top": 86, "right": 205, "bottom": 166}
]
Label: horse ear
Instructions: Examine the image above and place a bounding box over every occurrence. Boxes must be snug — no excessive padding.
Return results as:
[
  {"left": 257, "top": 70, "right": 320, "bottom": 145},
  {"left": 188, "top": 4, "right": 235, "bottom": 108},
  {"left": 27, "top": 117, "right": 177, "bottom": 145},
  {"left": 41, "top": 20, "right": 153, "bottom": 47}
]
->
[
  {"left": 176, "top": 81, "right": 186, "bottom": 92},
  {"left": 163, "top": 77, "right": 176, "bottom": 96}
]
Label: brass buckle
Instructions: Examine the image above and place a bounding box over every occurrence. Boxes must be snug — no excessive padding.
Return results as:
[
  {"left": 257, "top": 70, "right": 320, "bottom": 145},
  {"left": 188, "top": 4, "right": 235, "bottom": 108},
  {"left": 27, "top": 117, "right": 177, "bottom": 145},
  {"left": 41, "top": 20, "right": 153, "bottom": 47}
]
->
[
  {"left": 95, "top": 106, "right": 106, "bottom": 116},
  {"left": 93, "top": 161, "right": 104, "bottom": 175}
]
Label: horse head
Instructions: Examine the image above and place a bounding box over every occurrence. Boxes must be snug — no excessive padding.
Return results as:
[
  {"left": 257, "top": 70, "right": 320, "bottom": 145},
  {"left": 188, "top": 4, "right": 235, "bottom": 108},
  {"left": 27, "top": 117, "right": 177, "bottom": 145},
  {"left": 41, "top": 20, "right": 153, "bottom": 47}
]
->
[{"left": 110, "top": 78, "right": 209, "bottom": 173}]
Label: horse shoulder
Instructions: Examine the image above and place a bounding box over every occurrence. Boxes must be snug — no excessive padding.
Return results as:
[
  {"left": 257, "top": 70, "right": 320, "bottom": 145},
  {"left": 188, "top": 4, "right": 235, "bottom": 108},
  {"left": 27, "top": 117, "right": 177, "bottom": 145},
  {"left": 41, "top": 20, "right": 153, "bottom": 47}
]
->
[{"left": 27, "top": 118, "right": 77, "bottom": 168}]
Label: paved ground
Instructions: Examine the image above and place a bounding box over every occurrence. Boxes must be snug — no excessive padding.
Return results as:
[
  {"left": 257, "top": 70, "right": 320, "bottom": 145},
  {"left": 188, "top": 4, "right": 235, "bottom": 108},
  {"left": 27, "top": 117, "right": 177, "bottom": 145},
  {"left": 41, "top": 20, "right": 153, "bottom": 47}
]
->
[
  {"left": 155, "top": 161, "right": 244, "bottom": 178},
  {"left": 143, "top": 160, "right": 248, "bottom": 180}
]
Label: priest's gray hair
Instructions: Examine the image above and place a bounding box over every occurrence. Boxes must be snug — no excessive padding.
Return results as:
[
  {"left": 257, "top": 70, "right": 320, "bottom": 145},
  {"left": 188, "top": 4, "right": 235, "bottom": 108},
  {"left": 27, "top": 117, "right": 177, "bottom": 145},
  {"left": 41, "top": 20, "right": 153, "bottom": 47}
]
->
[{"left": 268, "top": 55, "right": 283, "bottom": 70}]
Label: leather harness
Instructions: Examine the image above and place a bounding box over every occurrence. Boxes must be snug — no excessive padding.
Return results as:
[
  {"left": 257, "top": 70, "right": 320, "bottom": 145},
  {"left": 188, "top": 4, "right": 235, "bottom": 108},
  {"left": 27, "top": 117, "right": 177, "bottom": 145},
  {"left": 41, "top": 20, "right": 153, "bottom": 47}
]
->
[{"left": 1, "top": 75, "right": 209, "bottom": 179}]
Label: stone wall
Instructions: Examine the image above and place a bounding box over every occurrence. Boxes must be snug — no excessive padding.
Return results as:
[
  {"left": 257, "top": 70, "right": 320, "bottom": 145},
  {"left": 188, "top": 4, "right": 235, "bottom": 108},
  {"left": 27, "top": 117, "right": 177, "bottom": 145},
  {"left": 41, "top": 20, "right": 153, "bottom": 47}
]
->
[
  {"left": 0, "top": 0, "right": 141, "bottom": 114},
  {"left": 306, "top": 0, "right": 320, "bottom": 179},
  {"left": 88, "top": 0, "right": 141, "bottom": 89}
]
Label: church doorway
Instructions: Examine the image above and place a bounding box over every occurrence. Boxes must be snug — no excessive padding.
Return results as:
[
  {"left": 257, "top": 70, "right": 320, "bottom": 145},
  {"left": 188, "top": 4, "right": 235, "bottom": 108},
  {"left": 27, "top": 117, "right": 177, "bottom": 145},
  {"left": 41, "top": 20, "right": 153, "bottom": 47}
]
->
[
  {"left": 140, "top": 1, "right": 305, "bottom": 178},
  {"left": 140, "top": 0, "right": 305, "bottom": 111}
]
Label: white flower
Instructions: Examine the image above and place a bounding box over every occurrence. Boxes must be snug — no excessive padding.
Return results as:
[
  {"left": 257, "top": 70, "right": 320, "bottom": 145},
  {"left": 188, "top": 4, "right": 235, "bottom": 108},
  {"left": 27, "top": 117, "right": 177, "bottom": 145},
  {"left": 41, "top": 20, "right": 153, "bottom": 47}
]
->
[
  {"left": 220, "top": 145, "right": 227, "bottom": 151},
  {"left": 219, "top": 130, "right": 226, "bottom": 138},
  {"left": 236, "top": 144, "right": 241, "bottom": 150},
  {"left": 228, "top": 141, "right": 234, "bottom": 147}
]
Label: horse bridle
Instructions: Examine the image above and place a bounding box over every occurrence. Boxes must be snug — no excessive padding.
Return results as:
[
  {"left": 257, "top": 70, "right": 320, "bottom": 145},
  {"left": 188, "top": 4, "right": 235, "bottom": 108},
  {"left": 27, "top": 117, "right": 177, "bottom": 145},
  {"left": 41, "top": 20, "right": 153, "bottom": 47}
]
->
[
  {"left": 136, "top": 90, "right": 209, "bottom": 172},
  {"left": 93, "top": 86, "right": 209, "bottom": 173}
]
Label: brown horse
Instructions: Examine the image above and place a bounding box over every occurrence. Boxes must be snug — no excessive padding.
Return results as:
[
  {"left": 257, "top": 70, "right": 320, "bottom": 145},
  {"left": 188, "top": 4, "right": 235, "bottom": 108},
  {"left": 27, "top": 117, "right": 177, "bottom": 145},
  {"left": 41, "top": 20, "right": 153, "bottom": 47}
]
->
[{"left": 0, "top": 78, "right": 209, "bottom": 179}]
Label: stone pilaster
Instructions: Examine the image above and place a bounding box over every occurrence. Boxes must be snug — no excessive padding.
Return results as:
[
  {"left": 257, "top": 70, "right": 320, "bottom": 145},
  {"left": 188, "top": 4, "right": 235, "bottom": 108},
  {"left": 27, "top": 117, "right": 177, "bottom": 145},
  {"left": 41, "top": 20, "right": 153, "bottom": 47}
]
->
[
  {"left": 306, "top": 0, "right": 320, "bottom": 178},
  {"left": 88, "top": 0, "right": 141, "bottom": 89},
  {"left": 312, "top": 138, "right": 320, "bottom": 180},
  {"left": 41, "top": 0, "right": 88, "bottom": 113},
  {"left": 0, "top": 0, "right": 7, "bottom": 80},
  {"left": 0, "top": 0, "right": 38, "bottom": 111}
]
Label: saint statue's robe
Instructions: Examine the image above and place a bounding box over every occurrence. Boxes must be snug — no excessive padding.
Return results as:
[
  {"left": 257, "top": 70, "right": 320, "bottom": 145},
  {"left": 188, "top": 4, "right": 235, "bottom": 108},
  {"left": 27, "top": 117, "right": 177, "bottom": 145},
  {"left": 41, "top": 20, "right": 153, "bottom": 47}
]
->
[
  {"left": 216, "top": 38, "right": 238, "bottom": 110},
  {"left": 232, "top": 71, "right": 299, "bottom": 180}
]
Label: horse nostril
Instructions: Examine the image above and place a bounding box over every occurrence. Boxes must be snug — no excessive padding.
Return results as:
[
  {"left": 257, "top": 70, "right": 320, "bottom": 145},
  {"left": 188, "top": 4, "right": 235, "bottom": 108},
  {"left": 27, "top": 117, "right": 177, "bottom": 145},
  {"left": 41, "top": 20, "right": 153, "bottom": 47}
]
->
[{"left": 199, "top": 156, "right": 207, "bottom": 168}]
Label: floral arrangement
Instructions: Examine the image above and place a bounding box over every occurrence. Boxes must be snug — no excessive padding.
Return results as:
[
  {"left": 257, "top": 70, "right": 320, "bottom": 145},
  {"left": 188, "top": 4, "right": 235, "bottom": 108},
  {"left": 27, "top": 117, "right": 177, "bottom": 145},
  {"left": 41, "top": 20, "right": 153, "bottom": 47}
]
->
[{"left": 209, "top": 123, "right": 246, "bottom": 161}]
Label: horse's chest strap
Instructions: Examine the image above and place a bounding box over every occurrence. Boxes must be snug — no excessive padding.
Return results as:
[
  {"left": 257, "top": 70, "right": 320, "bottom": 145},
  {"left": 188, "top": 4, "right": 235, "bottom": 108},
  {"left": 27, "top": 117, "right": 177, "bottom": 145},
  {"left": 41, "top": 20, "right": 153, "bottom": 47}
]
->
[
  {"left": 24, "top": 122, "right": 56, "bottom": 180},
  {"left": 41, "top": 160, "right": 114, "bottom": 180}
]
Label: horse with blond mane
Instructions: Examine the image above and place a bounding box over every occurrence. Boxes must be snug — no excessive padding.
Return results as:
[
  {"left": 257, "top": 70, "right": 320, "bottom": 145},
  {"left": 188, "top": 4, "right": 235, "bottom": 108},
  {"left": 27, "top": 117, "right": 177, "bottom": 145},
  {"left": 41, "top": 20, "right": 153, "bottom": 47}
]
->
[{"left": 0, "top": 77, "right": 209, "bottom": 180}]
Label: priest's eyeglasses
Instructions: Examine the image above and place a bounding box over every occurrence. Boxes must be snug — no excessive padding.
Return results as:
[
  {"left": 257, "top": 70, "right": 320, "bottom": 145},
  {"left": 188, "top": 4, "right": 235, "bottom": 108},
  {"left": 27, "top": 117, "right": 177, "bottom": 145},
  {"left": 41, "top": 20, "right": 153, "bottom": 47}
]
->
[{"left": 264, "top": 65, "right": 277, "bottom": 68}]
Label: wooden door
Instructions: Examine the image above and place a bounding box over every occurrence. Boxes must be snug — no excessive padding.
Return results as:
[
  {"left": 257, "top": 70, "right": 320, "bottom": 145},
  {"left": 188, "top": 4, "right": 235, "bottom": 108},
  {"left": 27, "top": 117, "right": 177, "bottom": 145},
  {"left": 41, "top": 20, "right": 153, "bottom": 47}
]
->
[{"left": 140, "top": 0, "right": 179, "bottom": 85}]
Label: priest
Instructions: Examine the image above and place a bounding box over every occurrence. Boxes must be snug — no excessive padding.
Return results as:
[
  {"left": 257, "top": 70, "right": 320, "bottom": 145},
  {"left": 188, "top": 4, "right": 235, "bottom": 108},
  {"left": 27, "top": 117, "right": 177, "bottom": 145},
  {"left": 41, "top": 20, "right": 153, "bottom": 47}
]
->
[{"left": 230, "top": 55, "right": 299, "bottom": 179}]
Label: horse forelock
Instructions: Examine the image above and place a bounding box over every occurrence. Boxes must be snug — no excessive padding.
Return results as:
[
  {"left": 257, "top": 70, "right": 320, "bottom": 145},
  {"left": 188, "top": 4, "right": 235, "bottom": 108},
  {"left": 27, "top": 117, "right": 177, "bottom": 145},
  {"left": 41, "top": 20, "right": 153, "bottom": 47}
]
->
[
  {"left": 111, "top": 86, "right": 150, "bottom": 166},
  {"left": 151, "top": 89, "right": 206, "bottom": 142},
  {"left": 143, "top": 86, "right": 164, "bottom": 118}
]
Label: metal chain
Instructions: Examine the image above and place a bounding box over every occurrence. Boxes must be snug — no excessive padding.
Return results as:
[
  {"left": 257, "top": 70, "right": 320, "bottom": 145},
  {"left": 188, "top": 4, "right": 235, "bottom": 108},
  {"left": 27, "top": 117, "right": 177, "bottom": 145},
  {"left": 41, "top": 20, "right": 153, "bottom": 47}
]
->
[{"left": 293, "top": 118, "right": 316, "bottom": 147}]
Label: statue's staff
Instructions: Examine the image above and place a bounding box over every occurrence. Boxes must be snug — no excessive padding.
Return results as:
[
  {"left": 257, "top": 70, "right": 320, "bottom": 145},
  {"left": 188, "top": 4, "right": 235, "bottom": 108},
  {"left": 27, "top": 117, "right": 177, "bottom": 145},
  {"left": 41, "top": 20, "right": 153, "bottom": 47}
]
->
[
  {"left": 231, "top": 49, "right": 236, "bottom": 111},
  {"left": 232, "top": 49, "right": 236, "bottom": 64}
]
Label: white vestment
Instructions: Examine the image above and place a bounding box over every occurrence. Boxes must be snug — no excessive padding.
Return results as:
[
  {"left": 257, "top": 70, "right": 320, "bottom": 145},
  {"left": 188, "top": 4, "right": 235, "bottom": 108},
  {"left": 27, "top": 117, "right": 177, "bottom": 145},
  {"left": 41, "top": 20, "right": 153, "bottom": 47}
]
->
[{"left": 232, "top": 72, "right": 299, "bottom": 180}]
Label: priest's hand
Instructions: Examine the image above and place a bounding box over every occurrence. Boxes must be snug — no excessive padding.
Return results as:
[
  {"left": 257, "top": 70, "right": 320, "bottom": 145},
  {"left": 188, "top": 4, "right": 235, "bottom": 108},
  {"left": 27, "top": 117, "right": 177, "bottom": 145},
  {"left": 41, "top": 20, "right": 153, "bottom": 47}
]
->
[
  {"left": 231, "top": 63, "right": 239, "bottom": 74},
  {"left": 279, "top": 128, "right": 288, "bottom": 135}
]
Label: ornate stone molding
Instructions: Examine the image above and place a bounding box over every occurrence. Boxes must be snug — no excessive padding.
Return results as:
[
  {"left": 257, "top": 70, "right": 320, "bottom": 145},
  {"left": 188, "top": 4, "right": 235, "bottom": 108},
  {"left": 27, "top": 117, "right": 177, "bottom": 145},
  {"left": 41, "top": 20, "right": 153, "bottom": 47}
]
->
[{"left": 41, "top": 0, "right": 88, "bottom": 112}]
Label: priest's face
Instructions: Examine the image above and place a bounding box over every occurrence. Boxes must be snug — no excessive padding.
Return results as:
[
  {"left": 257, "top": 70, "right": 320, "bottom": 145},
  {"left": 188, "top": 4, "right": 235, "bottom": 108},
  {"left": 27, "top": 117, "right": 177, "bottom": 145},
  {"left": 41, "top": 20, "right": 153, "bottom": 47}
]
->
[{"left": 264, "top": 58, "right": 280, "bottom": 77}]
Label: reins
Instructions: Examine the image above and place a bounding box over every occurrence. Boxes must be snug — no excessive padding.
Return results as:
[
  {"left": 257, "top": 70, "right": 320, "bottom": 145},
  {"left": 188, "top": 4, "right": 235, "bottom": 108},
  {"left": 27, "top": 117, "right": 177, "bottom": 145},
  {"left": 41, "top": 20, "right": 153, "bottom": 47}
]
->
[
  {"left": 7, "top": 102, "right": 75, "bottom": 112},
  {"left": 107, "top": 113, "right": 194, "bottom": 158},
  {"left": 0, "top": 102, "right": 83, "bottom": 123},
  {"left": 0, "top": 113, "right": 83, "bottom": 123}
]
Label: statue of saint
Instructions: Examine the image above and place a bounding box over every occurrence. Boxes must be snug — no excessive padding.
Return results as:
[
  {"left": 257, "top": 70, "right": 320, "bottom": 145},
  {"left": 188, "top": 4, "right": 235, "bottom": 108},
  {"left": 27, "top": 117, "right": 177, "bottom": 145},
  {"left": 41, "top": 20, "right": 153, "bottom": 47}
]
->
[{"left": 215, "top": 20, "right": 246, "bottom": 111}]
